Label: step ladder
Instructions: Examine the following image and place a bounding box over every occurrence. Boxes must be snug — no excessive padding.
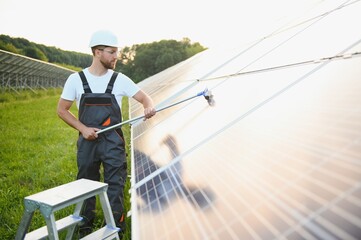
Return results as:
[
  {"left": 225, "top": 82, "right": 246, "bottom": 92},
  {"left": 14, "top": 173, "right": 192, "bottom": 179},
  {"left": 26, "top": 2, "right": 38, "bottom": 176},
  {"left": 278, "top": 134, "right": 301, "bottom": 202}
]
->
[{"left": 15, "top": 178, "right": 120, "bottom": 240}]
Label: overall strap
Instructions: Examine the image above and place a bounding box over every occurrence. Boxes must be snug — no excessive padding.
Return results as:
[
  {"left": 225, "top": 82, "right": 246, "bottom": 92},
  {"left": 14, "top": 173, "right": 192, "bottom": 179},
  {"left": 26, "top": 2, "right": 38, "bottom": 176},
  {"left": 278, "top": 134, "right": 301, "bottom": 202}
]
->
[
  {"left": 78, "top": 71, "right": 92, "bottom": 93},
  {"left": 105, "top": 72, "right": 118, "bottom": 94}
]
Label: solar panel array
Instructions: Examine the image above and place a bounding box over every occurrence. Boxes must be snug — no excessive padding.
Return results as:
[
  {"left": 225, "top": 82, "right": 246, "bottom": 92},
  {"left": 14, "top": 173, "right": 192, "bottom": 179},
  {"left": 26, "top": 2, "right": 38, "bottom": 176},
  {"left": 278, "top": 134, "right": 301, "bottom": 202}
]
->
[
  {"left": 129, "top": 0, "right": 361, "bottom": 239},
  {"left": 0, "top": 49, "right": 73, "bottom": 91}
]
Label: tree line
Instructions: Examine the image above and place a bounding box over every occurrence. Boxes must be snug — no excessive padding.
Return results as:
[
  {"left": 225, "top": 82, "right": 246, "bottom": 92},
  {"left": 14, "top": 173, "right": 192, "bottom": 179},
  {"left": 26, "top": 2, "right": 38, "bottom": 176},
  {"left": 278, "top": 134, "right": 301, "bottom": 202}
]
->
[{"left": 0, "top": 34, "right": 206, "bottom": 83}]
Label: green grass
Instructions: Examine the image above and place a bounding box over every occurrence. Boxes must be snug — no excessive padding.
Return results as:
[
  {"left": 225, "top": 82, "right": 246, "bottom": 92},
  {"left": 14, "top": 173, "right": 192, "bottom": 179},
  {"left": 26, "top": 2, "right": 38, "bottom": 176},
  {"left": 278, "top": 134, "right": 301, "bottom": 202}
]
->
[{"left": 0, "top": 89, "right": 132, "bottom": 239}]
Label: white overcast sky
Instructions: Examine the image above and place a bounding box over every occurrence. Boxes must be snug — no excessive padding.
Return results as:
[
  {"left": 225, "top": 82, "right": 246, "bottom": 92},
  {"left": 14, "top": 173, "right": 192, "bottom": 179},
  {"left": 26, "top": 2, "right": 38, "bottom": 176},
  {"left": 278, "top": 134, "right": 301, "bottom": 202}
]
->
[{"left": 0, "top": 0, "right": 320, "bottom": 54}]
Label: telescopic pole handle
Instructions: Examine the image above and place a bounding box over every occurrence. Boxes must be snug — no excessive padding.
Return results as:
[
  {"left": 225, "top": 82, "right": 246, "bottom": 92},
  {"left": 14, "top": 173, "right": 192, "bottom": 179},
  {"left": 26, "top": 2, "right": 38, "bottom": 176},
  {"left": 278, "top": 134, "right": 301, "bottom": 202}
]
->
[
  {"left": 97, "top": 89, "right": 206, "bottom": 134},
  {"left": 96, "top": 115, "right": 143, "bottom": 134}
]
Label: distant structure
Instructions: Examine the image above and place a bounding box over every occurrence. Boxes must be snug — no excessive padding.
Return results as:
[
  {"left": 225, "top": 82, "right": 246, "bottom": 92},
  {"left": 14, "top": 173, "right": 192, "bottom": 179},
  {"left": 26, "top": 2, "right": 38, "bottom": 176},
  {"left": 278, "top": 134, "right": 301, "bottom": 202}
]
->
[{"left": 0, "top": 49, "right": 74, "bottom": 93}]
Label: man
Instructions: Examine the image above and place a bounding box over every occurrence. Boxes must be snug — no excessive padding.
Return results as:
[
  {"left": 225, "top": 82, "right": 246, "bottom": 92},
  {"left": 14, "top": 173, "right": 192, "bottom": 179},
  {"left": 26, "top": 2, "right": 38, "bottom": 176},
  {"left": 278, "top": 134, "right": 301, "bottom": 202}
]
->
[{"left": 57, "top": 29, "right": 156, "bottom": 237}]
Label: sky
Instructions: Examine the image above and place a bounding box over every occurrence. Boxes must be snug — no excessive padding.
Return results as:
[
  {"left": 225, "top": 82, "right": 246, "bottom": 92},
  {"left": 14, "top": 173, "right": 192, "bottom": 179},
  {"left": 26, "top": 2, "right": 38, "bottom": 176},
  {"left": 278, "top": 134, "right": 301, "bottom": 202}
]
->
[{"left": 0, "top": 0, "right": 321, "bottom": 54}]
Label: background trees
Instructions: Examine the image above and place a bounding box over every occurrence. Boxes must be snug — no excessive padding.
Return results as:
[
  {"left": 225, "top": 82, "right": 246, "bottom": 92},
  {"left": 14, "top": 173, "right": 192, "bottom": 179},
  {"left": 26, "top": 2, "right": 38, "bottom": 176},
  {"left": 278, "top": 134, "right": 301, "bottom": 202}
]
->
[{"left": 0, "top": 34, "right": 206, "bottom": 82}]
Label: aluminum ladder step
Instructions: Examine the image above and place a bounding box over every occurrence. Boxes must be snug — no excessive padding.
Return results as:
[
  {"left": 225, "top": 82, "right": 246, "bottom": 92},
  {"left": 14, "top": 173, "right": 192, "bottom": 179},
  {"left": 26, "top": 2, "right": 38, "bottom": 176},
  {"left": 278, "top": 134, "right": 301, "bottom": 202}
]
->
[
  {"left": 24, "top": 215, "right": 82, "bottom": 240},
  {"left": 80, "top": 225, "right": 120, "bottom": 240}
]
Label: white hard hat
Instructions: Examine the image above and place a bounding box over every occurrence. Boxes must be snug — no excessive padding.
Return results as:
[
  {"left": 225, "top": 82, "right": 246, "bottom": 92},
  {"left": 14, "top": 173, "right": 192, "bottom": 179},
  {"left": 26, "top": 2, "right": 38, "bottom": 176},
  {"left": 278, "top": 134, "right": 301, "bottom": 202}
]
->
[{"left": 89, "top": 30, "right": 119, "bottom": 48}]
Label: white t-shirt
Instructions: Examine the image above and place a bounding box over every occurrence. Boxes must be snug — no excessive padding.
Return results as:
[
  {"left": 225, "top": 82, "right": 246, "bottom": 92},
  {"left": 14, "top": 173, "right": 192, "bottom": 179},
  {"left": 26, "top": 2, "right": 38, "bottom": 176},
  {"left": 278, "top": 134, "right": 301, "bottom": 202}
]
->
[{"left": 61, "top": 68, "right": 140, "bottom": 109}]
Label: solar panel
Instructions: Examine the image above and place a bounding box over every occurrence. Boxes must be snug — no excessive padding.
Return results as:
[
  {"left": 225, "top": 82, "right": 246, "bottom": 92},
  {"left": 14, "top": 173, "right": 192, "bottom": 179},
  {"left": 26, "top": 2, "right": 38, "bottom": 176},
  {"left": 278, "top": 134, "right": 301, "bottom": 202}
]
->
[
  {"left": 0, "top": 50, "right": 73, "bottom": 90},
  {"left": 129, "top": 0, "right": 361, "bottom": 239}
]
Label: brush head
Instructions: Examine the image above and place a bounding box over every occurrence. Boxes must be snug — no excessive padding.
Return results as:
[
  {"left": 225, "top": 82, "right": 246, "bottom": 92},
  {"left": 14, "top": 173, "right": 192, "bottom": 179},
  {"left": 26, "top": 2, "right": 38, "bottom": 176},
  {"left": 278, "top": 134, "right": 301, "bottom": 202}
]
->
[{"left": 204, "top": 89, "right": 215, "bottom": 106}]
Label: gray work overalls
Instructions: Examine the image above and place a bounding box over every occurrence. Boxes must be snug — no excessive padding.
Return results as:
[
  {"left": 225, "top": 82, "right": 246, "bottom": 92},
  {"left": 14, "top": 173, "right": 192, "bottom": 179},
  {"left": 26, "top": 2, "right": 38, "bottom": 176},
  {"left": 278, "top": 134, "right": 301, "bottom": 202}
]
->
[{"left": 77, "top": 71, "right": 126, "bottom": 234}]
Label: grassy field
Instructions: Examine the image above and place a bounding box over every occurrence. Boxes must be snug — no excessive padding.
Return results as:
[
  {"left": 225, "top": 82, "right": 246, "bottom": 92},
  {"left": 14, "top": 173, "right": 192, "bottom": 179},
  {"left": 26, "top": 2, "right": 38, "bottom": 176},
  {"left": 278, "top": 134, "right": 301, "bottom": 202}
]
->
[{"left": 0, "top": 89, "right": 132, "bottom": 239}]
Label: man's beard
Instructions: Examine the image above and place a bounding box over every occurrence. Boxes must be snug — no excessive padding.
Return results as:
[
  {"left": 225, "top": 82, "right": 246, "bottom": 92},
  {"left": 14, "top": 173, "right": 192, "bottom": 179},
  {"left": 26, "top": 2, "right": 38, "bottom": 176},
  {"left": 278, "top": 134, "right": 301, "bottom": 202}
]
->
[{"left": 100, "top": 59, "right": 116, "bottom": 69}]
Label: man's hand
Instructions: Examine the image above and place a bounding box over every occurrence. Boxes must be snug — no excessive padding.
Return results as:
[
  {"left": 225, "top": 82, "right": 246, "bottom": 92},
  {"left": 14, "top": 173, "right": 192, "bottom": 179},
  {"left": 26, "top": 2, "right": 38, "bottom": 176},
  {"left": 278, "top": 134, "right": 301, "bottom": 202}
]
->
[
  {"left": 143, "top": 107, "right": 156, "bottom": 120},
  {"left": 132, "top": 90, "right": 156, "bottom": 121},
  {"left": 81, "top": 127, "right": 100, "bottom": 140}
]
